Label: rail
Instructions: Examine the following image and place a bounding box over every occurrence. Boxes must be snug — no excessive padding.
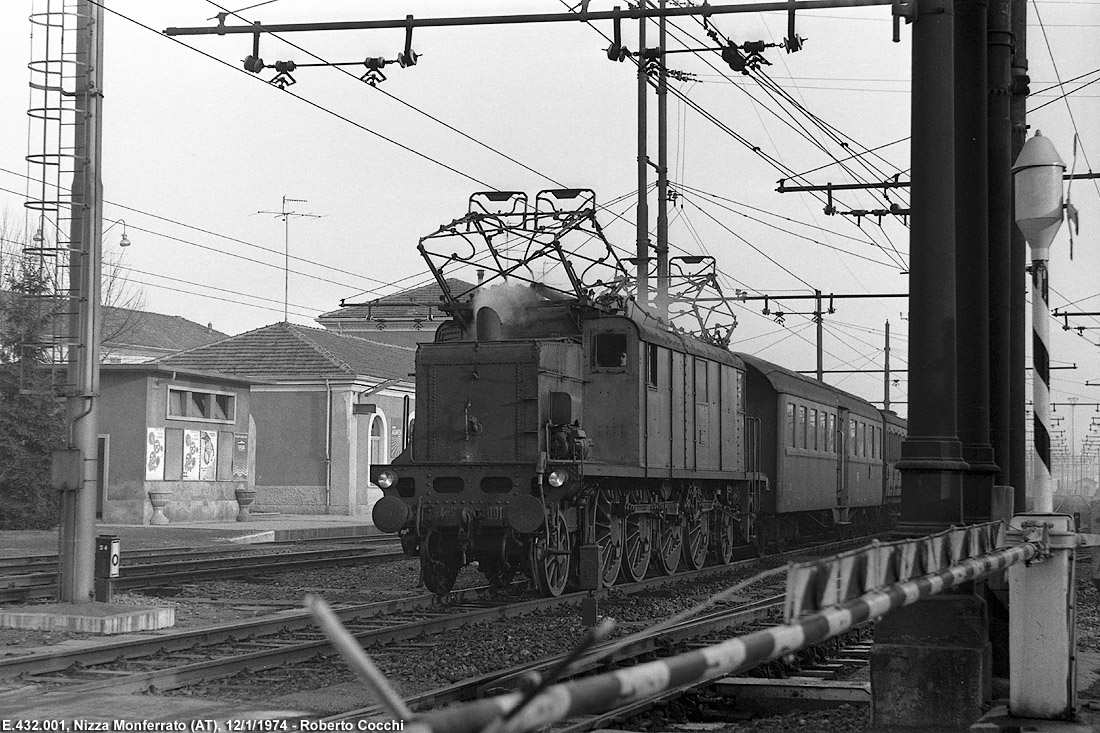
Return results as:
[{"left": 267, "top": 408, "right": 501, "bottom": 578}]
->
[{"left": 327, "top": 513, "right": 1087, "bottom": 733}]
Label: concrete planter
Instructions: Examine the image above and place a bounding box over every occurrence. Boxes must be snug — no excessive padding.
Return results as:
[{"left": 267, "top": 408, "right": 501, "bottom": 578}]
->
[
  {"left": 148, "top": 490, "right": 172, "bottom": 526},
  {"left": 235, "top": 488, "right": 257, "bottom": 522}
]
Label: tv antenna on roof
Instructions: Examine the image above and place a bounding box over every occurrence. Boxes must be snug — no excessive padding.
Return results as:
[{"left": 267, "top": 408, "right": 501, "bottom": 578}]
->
[{"left": 259, "top": 195, "right": 323, "bottom": 321}]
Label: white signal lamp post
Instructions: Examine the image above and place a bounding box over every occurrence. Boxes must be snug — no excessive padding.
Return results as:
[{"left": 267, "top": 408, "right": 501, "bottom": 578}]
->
[{"left": 1013, "top": 130, "right": 1065, "bottom": 513}]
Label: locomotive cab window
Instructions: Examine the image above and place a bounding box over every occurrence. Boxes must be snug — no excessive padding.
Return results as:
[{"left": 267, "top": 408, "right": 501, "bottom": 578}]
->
[
  {"left": 593, "top": 332, "right": 629, "bottom": 369},
  {"left": 646, "top": 343, "right": 659, "bottom": 387}
]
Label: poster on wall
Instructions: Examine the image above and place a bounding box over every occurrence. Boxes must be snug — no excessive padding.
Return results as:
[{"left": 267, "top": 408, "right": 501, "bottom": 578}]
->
[
  {"left": 232, "top": 434, "right": 249, "bottom": 480},
  {"left": 199, "top": 430, "right": 217, "bottom": 480},
  {"left": 145, "top": 427, "right": 165, "bottom": 481},
  {"left": 183, "top": 430, "right": 201, "bottom": 480}
]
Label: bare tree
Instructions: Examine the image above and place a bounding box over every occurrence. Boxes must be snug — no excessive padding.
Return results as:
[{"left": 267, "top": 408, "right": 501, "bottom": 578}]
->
[{"left": 0, "top": 208, "right": 147, "bottom": 363}]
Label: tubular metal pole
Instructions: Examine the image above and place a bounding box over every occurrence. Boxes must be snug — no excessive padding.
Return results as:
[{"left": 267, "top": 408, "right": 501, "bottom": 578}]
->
[
  {"left": 1031, "top": 258, "right": 1053, "bottom": 511},
  {"left": 815, "top": 290, "right": 823, "bottom": 382},
  {"left": 59, "top": 0, "right": 104, "bottom": 604},
  {"left": 283, "top": 196, "right": 290, "bottom": 322},
  {"left": 636, "top": 13, "right": 649, "bottom": 306},
  {"left": 655, "top": 0, "right": 669, "bottom": 319},
  {"left": 884, "top": 320, "right": 891, "bottom": 411}
]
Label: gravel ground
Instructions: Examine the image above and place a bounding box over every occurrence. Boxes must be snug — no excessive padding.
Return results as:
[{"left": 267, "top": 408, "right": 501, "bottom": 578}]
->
[{"left": 4, "top": 555, "right": 1100, "bottom": 732}]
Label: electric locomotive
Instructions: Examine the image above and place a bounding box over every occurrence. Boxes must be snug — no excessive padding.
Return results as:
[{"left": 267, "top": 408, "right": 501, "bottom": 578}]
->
[
  {"left": 369, "top": 188, "right": 904, "bottom": 596},
  {"left": 371, "top": 286, "right": 763, "bottom": 595}
]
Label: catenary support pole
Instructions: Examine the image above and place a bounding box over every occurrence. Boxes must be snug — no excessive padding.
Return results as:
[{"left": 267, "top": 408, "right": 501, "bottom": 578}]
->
[
  {"left": 655, "top": 0, "right": 670, "bottom": 319},
  {"left": 987, "top": 0, "right": 1013, "bottom": 494},
  {"left": 884, "top": 320, "right": 891, "bottom": 411},
  {"left": 815, "top": 290, "right": 824, "bottom": 382},
  {"left": 58, "top": 0, "right": 104, "bottom": 604},
  {"left": 955, "top": 0, "right": 997, "bottom": 523},
  {"left": 872, "top": 0, "right": 979, "bottom": 726},
  {"left": 635, "top": 13, "right": 649, "bottom": 306},
  {"left": 1009, "top": 0, "right": 1029, "bottom": 509}
]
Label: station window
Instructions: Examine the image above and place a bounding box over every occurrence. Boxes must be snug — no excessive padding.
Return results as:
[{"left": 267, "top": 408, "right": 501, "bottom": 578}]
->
[
  {"left": 168, "top": 388, "right": 235, "bottom": 423},
  {"left": 593, "top": 333, "right": 628, "bottom": 369}
]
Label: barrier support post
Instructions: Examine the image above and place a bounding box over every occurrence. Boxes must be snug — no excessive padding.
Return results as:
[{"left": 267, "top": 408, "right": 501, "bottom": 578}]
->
[{"left": 1007, "top": 513, "right": 1076, "bottom": 719}]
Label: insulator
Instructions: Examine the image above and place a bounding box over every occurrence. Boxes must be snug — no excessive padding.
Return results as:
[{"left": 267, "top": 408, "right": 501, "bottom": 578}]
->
[
  {"left": 607, "top": 43, "right": 627, "bottom": 62},
  {"left": 743, "top": 40, "right": 767, "bottom": 54},
  {"left": 274, "top": 60, "right": 296, "bottom": 73},
  {"left": 398, "top": 50, "right": 418, "bottom": 68},
  {"left": 364, "top": 57, "right": 387, "bottom": 69},
  {"left": 243, "top": 55, "right": 265, "bottom": 73},
  {"left": 721, "top": 45, "right": 747, "bottom": 73}
]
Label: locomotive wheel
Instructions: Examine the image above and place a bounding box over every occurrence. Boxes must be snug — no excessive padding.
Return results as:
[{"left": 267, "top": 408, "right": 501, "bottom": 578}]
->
[
  {"left": 711, "top": 506, "right": 737, "bottom": 565},
  {"left": 479, "top": 533, "right": 518, "bottom": 588},
  {"left": 531, "top": 508, "right": 571, "bottom": 597},
  {"left": 620, "top": 511, "right": 652, "bottom": 582},
  {"left": 594, "top": 489, "right": 624, "bottom": 587},
  {"left": 654, "top": 513, "right": 683, "bottom": 575},
  {"left": 419, "top": 529, "right": 462, "bottom": 595},
  {"left": 681, "top": 486, "right": 710, "bottom": 571}
]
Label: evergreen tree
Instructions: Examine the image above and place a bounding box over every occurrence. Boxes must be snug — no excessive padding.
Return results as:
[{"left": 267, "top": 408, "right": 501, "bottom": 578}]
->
[{"left": 0, "top": 257, "right": 65, "bottom": 529}]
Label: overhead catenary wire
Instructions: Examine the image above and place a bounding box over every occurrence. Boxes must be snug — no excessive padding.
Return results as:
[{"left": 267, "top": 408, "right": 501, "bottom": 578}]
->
[
  {"left": 64, "top": 4, "right": 919, "bottom": 394},
  {"left": 574, "top": 1, "right": 913, "bottom": 271}
]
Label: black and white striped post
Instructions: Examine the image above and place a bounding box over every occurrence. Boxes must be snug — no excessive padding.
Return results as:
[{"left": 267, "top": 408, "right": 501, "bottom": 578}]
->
[{"left": 1013, "top": 131, "right": 1065, "bottom": 513}]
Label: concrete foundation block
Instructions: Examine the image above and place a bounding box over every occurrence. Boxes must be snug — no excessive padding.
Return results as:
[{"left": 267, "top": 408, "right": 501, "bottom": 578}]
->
[
  {"left": 0, "top": 602, "right": 175, "bottom": 634},
  {"left": 871, "top": 593, "right": 990, "bottom": 730}
]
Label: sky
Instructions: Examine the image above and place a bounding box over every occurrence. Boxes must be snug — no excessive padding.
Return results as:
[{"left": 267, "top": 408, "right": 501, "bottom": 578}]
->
[{"left": 0, "top": 0, "right": 1097, "bottom": 463}]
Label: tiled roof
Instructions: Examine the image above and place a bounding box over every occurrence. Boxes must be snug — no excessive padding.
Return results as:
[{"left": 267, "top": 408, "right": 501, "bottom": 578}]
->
[
  {"left": 159, "top": 322, "right": 416, "bottom": 381},
  {"left": 316, "top": 328, "right": 438, "bottom": 349},
  {"left": 318, "top": 278, "right": 476, "bottom": 321},
  {"left": 0, "top": 291, "right": 226, "bottom": 354},
  {"left": 102, "top": 305, "right": 227, "bottom": 352}
]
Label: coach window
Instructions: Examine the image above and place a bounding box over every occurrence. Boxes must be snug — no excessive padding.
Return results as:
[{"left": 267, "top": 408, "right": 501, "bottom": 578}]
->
[
  {"left": 849, "top": 420, "right": 858, "bottom": 457},
  {"left": 809, "top": 409, "right": 818, "bottom": 451},
  {"left": 593, "top": 332, "right": 628, "bottom": 369},
  {"left": 858, "top": 422, "right": 866, "bottom": 457},
  {"left": 786, "top": 403, "right": 796, "bottom": 446},
  {"left": 797, "top": 405, "right": 807, "bottom": 449},
  {"left": 827, "top": 413, "right": 836, "bottom": 453},
  {"left": 646, "top": 343, "right": 659, "bottom": 388}
]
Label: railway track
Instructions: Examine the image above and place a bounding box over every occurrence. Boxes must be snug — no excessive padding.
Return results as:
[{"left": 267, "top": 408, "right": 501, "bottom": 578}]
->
[
  {"left": 0, "top": 537, "right": 403, "bottom": 603},
  {"left": 321, "top": 594, "right": 873, "bottom": 731},
  {"left": 0, "top": 534, "right": 878, "bottom": 721}
]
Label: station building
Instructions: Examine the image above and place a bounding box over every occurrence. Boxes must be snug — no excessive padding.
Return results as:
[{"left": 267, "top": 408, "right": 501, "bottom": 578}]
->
[
  {"left": 158, "top": 322, "right": 415, "bottom": 520},
  {"left": 98, "top": 364, "right": 257, "bottom": 524}
]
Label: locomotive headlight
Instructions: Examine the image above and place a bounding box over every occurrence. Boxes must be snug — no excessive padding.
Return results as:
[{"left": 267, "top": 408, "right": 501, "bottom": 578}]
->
[
  {"left": 547, "top": 469, "right": 568, "bottom": 488},
  {"left": 377, "top": 470, "right": 397, "bottom": 489}
]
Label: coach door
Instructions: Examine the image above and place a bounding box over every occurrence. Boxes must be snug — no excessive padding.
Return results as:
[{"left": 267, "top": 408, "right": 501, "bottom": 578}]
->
[{"left": 836, "top": 408, "right": 850, "bottom": 515}]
